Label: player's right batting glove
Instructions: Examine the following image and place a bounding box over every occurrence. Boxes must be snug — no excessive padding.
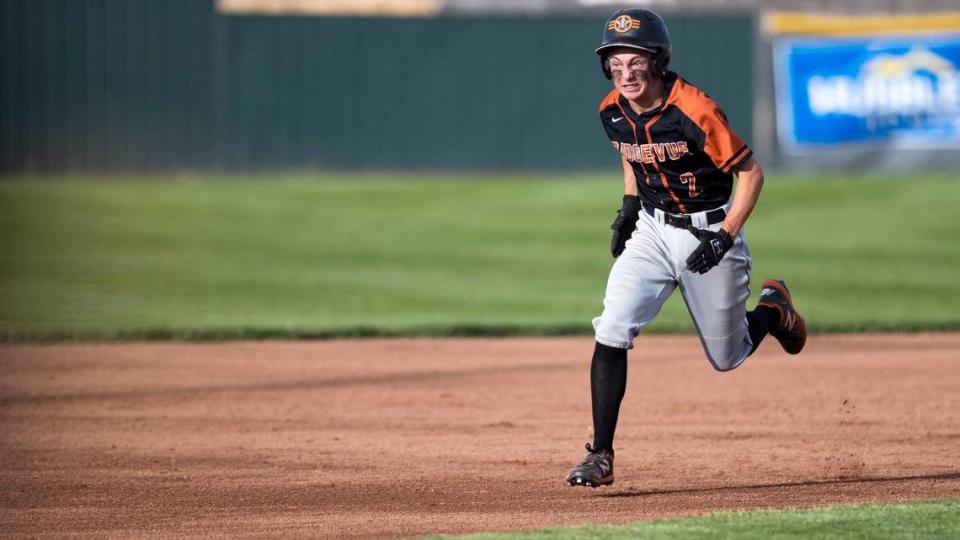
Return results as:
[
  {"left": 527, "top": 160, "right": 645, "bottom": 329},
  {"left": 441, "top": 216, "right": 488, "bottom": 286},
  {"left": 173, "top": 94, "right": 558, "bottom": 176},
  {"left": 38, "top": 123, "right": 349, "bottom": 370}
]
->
[
  {"left": 610, "top": 195, "right": 642, "bottom": 258},
  {"left": 685, "top": 227, "right": 734, "bottom": 274}
]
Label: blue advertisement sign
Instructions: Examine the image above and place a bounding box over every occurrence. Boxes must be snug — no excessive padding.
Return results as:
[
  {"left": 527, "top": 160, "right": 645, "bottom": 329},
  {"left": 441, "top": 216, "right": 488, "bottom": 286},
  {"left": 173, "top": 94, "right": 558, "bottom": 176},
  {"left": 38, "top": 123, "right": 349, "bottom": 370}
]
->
[{"left": 774, "top": 34, "right": 960, "bottom": 148}]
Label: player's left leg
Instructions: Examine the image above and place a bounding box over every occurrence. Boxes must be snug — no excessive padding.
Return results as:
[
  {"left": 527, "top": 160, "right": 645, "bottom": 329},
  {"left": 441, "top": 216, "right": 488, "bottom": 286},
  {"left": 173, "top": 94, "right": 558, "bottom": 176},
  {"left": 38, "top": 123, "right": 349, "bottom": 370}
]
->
[
  {"left": 676, "top": 226, "right": 773, "bottom": 370},
  {"left": 677, "top": 226, "right": 805, "bottom": 369}
]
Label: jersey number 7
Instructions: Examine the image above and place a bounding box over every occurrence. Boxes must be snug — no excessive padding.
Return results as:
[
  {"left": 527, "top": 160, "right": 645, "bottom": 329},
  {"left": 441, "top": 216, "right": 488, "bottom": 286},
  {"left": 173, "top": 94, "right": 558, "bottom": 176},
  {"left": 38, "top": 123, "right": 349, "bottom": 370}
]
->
[{"left": 680, "top": 172, "right": 698, "bottom": 198}]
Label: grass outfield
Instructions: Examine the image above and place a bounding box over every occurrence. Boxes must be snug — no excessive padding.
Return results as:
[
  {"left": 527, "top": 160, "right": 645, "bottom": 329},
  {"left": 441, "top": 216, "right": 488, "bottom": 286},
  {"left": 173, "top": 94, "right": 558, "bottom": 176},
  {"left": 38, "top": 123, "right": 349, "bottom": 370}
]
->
[
  {"left": 1, "top": 173, "right": 958, "bottom": 340},
  {"left": 435, "top": 499, "right": 960, "bottom": 539}
]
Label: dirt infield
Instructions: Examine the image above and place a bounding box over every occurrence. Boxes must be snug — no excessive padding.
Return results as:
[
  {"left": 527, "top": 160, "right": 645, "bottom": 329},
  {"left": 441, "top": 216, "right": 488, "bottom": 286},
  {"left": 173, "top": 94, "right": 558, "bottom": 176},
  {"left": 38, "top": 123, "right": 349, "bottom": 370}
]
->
[{"left": 1, "top": 334, "right": 958, "bottom": 538}]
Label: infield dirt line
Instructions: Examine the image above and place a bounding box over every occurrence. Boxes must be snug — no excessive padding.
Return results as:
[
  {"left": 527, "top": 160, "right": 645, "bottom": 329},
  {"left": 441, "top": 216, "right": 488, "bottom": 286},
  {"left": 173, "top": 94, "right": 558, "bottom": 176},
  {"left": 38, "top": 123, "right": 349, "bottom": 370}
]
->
[{"left": 1, "top": 334, "right": 958, "bottom": 537}]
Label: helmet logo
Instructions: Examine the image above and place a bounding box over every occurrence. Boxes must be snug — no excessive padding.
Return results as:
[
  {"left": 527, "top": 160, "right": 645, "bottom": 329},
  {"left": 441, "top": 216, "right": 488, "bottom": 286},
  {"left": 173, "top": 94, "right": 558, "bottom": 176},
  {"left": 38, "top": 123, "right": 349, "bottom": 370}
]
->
[{"left": 609, "top": 15, "right": 640, "bottom": 33}]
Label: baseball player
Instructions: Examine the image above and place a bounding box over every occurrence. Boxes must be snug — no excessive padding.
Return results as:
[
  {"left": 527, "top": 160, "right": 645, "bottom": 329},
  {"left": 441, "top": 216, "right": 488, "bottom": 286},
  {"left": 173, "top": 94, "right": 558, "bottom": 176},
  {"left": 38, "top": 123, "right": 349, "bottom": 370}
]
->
[{"left": 566, "top": 8, "right": 807, "bottom": 488}]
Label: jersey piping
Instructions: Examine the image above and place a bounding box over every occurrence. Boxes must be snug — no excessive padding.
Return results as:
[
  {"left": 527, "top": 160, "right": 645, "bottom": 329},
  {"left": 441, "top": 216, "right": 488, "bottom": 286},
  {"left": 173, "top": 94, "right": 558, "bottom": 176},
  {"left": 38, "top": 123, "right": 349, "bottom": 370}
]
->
[{"left": 611, "top": 99, "right": 655, "bottom": 188}]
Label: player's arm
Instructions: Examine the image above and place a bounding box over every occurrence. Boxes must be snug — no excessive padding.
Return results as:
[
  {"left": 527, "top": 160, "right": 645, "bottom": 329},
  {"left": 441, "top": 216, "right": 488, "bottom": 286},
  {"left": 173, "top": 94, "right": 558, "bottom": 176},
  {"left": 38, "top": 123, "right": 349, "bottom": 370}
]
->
[
  {"left": 720, "top": 157, "right": 764, "bottom": 237},
  {"left": 610, "top": 157, "right": 641, "bottom": 257},
  {"left": 685, "top": 157, "right": 763, "bottom": 274},
  {"left": 621, "top": 156, "right": 638, "bottom": 196},
  {"left": 680, "top": 93, "right": 757, "bottom": 237}
]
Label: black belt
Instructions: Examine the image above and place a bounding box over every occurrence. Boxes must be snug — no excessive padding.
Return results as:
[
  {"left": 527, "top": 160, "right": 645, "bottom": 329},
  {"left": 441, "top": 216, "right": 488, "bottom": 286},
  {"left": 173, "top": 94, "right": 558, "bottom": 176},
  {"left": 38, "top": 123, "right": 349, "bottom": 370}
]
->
[{"left": 642, "top": 203, "right": 726, "bottom": 229}]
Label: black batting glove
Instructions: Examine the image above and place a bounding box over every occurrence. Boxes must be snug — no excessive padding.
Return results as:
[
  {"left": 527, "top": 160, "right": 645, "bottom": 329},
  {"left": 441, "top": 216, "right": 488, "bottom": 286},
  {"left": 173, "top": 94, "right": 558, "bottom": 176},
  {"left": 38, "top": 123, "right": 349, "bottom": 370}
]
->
[
  {"left": 610, "top": 195, "right": 642, "bottom": 258},
  {"left": 685, "top": 227, "right": 734, "bottom": 274}
]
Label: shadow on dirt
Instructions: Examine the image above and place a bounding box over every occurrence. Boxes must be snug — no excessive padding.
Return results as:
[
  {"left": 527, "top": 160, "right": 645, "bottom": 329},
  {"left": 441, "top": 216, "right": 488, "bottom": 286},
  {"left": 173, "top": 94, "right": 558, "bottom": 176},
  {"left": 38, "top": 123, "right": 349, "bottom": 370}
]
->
[{"left": 601, "top": 471, "right": 960, "bottom": 498}]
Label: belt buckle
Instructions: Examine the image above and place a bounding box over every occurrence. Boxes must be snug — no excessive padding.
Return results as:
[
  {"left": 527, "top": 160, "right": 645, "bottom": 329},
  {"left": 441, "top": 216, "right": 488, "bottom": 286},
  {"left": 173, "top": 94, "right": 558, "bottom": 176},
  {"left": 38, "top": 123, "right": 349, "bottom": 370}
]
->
[{"left": 666, "top": 212, "right": 690, "bottom": 229}]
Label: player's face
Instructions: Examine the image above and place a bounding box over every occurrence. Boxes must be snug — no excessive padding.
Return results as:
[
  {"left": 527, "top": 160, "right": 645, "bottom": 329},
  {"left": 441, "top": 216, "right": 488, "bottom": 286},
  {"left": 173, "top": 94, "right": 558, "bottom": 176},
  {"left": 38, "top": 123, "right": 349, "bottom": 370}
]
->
[{"left": 608, "top": 50, "right": 656, "bottom": 100}]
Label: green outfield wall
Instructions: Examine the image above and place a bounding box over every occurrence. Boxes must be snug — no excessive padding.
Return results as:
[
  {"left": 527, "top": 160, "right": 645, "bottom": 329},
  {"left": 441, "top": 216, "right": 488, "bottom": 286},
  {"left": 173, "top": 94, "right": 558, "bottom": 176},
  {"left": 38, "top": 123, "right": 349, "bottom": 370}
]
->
[{"left": 0, "top": 0, "right": 753, "bottom": 173}]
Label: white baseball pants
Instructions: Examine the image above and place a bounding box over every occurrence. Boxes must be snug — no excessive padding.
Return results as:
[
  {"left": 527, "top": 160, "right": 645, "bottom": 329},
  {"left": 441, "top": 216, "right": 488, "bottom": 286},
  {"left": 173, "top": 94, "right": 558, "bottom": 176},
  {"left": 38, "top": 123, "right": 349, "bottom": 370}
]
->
[{"left": 592, "top": 203, "right": 754, "bottom": 371}]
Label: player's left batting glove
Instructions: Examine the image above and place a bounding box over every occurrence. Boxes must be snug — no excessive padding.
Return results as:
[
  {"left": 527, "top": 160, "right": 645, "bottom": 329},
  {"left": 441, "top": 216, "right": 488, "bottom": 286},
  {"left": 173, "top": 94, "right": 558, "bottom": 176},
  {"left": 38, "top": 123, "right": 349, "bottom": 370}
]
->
[{"left": 685, "top": 227, "right": 734, "bottom": 274}]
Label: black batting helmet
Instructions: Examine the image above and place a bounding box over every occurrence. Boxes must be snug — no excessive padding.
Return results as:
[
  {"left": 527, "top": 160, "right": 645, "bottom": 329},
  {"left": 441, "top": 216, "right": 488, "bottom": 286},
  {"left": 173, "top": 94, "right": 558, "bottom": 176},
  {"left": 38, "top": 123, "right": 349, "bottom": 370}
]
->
[{"left": 596, "top": 8, "right": 672, "bottom": 79}]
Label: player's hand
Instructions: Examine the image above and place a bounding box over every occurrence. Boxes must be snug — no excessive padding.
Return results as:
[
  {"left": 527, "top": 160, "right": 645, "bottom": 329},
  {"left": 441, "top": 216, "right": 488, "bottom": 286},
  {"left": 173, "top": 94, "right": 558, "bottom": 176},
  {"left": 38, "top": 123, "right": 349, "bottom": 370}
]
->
[
  {"left": 685, "top": 227, "right": 734, "bottom": 274},
  {"left": 610, "top": 195, "right": 642, "bottom": 258}
]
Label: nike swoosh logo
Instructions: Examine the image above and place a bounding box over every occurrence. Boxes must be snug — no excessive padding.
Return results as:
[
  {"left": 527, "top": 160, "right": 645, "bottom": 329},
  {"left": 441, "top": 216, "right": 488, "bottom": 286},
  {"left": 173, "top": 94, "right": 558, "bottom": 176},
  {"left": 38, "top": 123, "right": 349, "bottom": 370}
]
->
[{"left": 612, "top": 116, "right": 624, "bottom": 123}]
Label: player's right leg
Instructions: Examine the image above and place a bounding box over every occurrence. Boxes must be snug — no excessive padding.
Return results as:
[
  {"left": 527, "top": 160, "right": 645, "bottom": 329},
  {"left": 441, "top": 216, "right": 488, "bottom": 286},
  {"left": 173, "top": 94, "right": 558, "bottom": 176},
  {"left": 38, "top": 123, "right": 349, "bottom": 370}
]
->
[
  {"left": 569, "top": 217, "right": 676, "bottom": 488},
  {"left": 592, "top": 220, "right": 677, "bottom": 351}
]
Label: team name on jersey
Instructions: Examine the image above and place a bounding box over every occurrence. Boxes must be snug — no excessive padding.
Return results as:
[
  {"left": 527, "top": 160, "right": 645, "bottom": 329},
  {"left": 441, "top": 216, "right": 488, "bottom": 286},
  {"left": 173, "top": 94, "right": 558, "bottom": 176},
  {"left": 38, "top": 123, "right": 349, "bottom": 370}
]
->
[{"left": 612, "top": 140, "right": 690, "bottom": 164}]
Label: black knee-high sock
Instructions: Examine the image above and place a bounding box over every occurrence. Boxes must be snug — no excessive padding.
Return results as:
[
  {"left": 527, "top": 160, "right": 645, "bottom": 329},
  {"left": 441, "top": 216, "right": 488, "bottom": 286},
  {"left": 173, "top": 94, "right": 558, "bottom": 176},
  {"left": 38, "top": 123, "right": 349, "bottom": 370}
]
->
[
  {"left": 591, "top": 342, "right": 627, "bottom": 453},
  {"left": 747, "top": 305, "right": 781, "bottom": 353}
]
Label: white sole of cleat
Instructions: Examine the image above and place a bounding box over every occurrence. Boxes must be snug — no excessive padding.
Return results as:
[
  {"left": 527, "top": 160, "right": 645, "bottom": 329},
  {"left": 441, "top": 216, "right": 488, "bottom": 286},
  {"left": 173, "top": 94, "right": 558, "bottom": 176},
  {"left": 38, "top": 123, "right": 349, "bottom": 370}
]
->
[{"left": 567, "top": 476, "right": 612, "bottom": 488}]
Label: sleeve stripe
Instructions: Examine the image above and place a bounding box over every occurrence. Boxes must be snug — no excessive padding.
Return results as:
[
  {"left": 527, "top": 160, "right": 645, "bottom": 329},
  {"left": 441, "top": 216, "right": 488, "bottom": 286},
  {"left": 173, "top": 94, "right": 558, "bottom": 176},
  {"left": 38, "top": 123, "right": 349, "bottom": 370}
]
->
[
  {"left": 720, "top": 145, "right": 751, "bottom": 173},
  {"left": 599, "top": 89, "right": 621, "bottom": 113},
  {"left": 721, "top": 146, "right": 753, "bottom": 173}
]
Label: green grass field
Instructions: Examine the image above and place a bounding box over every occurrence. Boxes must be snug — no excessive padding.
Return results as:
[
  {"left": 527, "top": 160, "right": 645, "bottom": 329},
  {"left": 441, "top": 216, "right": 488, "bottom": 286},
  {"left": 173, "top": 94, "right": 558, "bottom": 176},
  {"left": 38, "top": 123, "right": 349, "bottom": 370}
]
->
[
  {"left": 437, "top": 499, "right": 960, "bottom": 539},
  {"left": 1, "top": 173, "right": 959, "bottom": 340}
]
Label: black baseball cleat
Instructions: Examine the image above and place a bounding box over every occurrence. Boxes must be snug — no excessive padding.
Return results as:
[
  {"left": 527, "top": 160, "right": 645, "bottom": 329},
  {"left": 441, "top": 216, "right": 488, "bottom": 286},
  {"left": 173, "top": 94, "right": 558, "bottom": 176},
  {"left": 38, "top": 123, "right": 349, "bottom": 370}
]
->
[
  {"left": 566, "top": 443, "right": 614, "bottom": 488},
  {"left": 758, "top": 279, "right": 807, "bottom": 355}
]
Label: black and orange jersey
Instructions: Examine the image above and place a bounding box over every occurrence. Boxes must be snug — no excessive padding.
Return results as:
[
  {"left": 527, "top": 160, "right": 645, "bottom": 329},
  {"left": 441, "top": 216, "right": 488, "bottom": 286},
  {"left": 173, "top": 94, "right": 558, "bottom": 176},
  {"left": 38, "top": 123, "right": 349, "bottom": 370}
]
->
[{"left": 599, "top": 71, "right": 752, "bottom": 214}]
